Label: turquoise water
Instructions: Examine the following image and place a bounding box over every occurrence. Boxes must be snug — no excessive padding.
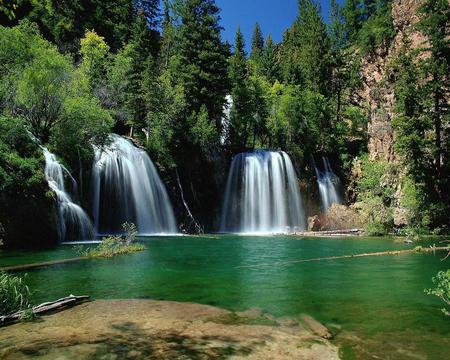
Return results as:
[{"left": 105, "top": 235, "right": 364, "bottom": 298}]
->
[{"left": 1, "top": 235, "right": 449, "bottom": 358}]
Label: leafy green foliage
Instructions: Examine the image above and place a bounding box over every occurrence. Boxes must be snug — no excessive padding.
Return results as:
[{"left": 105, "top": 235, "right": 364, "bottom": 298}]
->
[
  {"left": 426, "top": 270, "right": 450, "bottom": 316},
  {"left": 82, "top": 222, "right": 145, "bottom": 258},
  {"left": 49, "top": 96, "right": 114, "bottom": 168},
  {"left": 79, "top": 30, "right": 110, "bottom": 91},
  {"left": 356, "top": 155, "right": 395, "bottom": 234},
  {"left": 0, "top": 271, "right": 31, "bottom": 316},
  {"left": 0, "top": 116, "right": 58, "bottom": 248}
]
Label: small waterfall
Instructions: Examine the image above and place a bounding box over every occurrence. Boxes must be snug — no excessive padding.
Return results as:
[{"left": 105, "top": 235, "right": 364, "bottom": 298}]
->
[
  {"left": 42, "top": 148, "right": 95, "bottom": 241},
  {"left": 220, "top": 150, "right": 306, "bottom": 233},
  {"left": 92, "top": 134, "right": 177, "bottom": 235},
  {"left": 314, "top": 156, "right": 343, "bottom": 212}
]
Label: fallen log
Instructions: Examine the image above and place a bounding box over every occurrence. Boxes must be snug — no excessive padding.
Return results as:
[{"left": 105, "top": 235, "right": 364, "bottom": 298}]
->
[
  {"left": 301, "top": 314, "right": 333, "bottom": 339},
  {"left": 294, "top": 229, "right": 364, "bottom": 237},
  {"left": 0, "top": 295, "right": 90, "bottom": 326},
  {"left": 0, "top": 256, "right": 89, "bottom": 272},
  {"left": 237, "top": 247, "right": 450, "bottom": 269}
]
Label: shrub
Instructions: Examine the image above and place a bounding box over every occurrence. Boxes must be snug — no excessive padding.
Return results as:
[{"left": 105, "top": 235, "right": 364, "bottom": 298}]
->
[
  {"left": 0, "top": 272, "right": 31, "bottom": 316},
  {"left": 425, "top": 270, "right": 450, "bottom": 316},
  {"left": 81, "top": 222, "right": 144, "bottom": 258}
]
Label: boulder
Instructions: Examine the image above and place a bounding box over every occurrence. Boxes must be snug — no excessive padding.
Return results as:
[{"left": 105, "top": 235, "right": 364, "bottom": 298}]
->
[
  {"left": 308, "top": 215, "right": 322, "bottom": 231},
  {"left": 323, "top": 204, "right": 363, "bottom": 231}
]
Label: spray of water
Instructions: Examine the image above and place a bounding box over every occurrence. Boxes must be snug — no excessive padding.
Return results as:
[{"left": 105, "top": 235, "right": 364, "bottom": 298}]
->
[
  {"left": 220, "top": 150, "right": 306, "bottom": 233},
  {"left": 314, "top": 156, "right": 343, "bottom": 212},
  {"left": 91, "top": 134, "right": 177, "bottom": 235},
  {"left": 42, "top": 148, "right": 95, "bottom": 241}
]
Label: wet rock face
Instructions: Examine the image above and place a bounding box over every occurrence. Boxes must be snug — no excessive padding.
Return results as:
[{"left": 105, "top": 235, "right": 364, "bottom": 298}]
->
[{"left": 358, "top": 0, "right": 426, "bottom": 162}]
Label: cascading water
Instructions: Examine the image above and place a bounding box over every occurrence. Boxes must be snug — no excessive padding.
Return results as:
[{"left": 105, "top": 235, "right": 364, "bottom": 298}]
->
[
  {"left": 314, "top": 156, "right": 343, "bottom": 212},
  {"left": 220, "top": 150, "right": 306, "bottom": 233},
  {"left": 42, "top": 148, "right": 95, "bottom": 241},
  {"left": 92, "top": 134, "right": 177, "bottom": 235}
]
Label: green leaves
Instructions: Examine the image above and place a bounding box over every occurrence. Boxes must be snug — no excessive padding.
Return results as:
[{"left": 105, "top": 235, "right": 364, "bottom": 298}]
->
[{"left": 425, "top": 270, "right": 450, "bottom": 317}]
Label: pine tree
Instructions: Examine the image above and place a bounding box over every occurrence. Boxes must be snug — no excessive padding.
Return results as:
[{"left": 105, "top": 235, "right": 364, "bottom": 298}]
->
[
  {"left": 392, "top": 44, "right": 431, "bottom": 186},
  {"left": 250, "top": 22, "right": 264, "bottom": 71},
  {"left": 416, "top": 0, "right": 450, "bottom": 197},
  {"left": 262, "top": 34, "right": 280, "bottom": 83},
  {"left": 175, "top": 0, "right": 229, "bottom": 128},
  {"left": 228, "top": 27, "right": 253, "bottom": 148},
  {"left": 343, "top": 0, "right": 362, "bottom": 42},
  {"left": 329, "top": 0, "right": 350, "bottom": 126},
  {"left": 126, "top": 10, "right": 158, "bottom": 134},
  {"left": 281, "top": 0, "right": 331, "bottom": 94},
  {"left": 134, "top": 0, "right": 160, "bottom": 28}
]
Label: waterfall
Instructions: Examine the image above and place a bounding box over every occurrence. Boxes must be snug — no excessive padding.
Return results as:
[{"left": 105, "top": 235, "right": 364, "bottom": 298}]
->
[
  {"left": 42, "top": 148, "right": 95, "bottom": 241},
  {"left": 220, "top": 150, "right": 306, "bottom": 233},
  {"left": 314, "top": 156, "right": 343, "bottom": 212},
  {"left": 92, "top": 134, "right": 177, "bottom": 235}
]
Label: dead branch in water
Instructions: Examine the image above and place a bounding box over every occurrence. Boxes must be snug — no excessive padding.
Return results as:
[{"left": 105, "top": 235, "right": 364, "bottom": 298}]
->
[
  {"left": 236, "top": 247, "right": 450, "bottom": 269},
  {"left": 175, "top": 169, "right": 203, "bottom": 234},
  {"left": 0, "top": 257, "right": 89, "bottom": 272},
  {"left": 0, "top": 295, "right": 90, "bottom": 326}
]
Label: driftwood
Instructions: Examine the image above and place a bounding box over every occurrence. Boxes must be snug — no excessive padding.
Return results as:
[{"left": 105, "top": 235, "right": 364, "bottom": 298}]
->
[
  {"left": 0, "top": 295, "right": 90, "bottom": 326},
  {"left": 301, "top": 314, "right": 333, "bottom": 339},
  {"left": 294, "top": 229, "right": 364, "bottom": 237},
  {"left": 0, "top": 256, "right": 89, "bottom": 272},
  {"left": 237, "top": 247, "right": 450, "bottom": 269},
  {"left": 175, "top": 169, "right": 204, "bottom": 234}
]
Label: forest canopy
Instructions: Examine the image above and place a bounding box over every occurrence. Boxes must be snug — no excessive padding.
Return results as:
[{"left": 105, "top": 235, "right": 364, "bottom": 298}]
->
[{"left": 0, "top": 0, "right": 449, "bottom": 244}]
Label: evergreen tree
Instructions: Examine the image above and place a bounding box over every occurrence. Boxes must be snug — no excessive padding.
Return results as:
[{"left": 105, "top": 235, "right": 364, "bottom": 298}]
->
[
  {"left": 25, "top": 0, "right": 135, "bottom": 53},
  {"left": 126, "top": 11, "right": 158, "bottom": 134},
  {"left": 250, "top": 22, "right": 264, "bottom": 71},
  {"left": 416, "top": 0, "right": 450, "bottom": 198},
  {"left": 228, "top": 28, "right": 253, "bottom": 148},
  {"left": 262, "top": 34, "right": 280, "bottom": 83},
  {"left": 281, "top": 0, "right": 331, "bottom": 94},
  {"left": 343, "top": 0, "right": 362, "bottom": 42},
  {"left": 134, "top": 0, "right": 160, "bottom": 28},
  {"left": 392, "top": 44, "right": 431, "bottom": 186},
  {"left": 175, "top": 0, "right": 229, "bottom": 128},
  {"left": 329, "top": 0, "right": 350, "bottom": 126}
]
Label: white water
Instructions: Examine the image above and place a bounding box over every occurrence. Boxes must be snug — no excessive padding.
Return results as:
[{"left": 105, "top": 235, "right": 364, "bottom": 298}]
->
[
  {"left": 220, "top": 150, "right": 306, "bottom": 233},
  {"left": 42, "top": 148, "right": 95, "bottom": 241},
  {"left": 314, "top": 156, "right": 343, "bottom": 212},
  {"left": 92, "top": 134, "right": 177, "bottom": 235}
]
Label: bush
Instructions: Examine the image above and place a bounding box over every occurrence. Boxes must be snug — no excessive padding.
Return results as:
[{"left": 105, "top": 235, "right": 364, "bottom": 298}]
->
[
  {"left": 356, "top": 155, "right": 396, "bottom": 235},
  {"left": 425, "top": 270, "right": 450, "bottom": 316},
  {"left": 365, "top": 221, "right": 388, "bottom": 236},
  {"left": 81, "top": 222, "right": 144, "bottom": 258},
  {"left": 0, "top": 272, "right": 31, "bottom": 316}
]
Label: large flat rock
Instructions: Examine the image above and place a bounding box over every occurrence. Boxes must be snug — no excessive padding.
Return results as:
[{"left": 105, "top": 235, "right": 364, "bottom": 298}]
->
[{"left": 0, "top": 299, "right": 339, "bottom": 359}]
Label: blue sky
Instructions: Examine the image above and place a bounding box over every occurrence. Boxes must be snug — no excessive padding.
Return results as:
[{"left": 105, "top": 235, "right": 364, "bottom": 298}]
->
[{"left": 216, "top": 0, "right": 337, "bottom": 53}]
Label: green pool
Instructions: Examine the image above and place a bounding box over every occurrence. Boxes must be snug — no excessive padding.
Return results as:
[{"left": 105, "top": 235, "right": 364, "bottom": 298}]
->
[{"left": 1, "top": 235, "right": 449, "bottom": 359}]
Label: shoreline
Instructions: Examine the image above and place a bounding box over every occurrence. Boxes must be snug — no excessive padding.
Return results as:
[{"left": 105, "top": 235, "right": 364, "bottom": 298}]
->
[{"left": 0, "top": 299, "right": 339, "bottom": 359}]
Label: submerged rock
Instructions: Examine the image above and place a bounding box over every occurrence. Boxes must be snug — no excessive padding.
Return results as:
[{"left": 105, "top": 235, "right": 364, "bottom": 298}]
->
[{"left": 0, "top": 299, "right": 339, "bottom": 360}]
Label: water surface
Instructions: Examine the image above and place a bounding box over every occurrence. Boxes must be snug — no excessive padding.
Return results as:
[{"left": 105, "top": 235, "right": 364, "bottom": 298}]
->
[{"left": 1, "top": 235, "right": 448, "bottom": 358}]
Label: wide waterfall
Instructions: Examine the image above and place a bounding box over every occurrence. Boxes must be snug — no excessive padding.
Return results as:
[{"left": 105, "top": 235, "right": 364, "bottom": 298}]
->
[
  {"left": 42, "top": 148, "right": 95, "bottom": 241},
  {"left": 220, "top": 150, "right": 306, "bottom": 233},
  {"left": 314, "top": 156, "right": 343, "bottom": 212},
  {"left": 92, "top": 134, "right": 177, "bottom": 235}
]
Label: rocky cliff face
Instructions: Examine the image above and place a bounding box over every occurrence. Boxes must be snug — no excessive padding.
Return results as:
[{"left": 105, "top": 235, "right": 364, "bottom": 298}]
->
[{"left": 358, "top": 0, "right": 427, "bottom": 162}]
